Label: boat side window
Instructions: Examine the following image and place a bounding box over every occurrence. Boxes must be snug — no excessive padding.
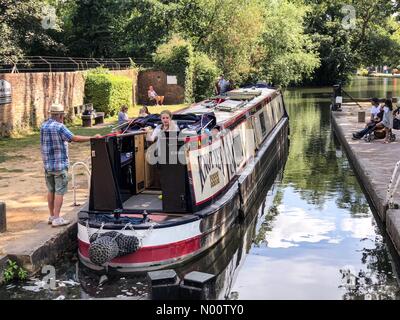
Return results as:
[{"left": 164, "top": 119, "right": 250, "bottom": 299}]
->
[{"left": 259, "top": 112, "right": 267, "bottom": 136}]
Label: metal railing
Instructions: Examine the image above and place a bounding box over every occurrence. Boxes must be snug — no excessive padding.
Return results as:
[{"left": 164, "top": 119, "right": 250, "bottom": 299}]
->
[
  {"left": 71, "top": 158, "right": 91, "bottom": 207},
  {"left": 0, "top": 56, "right": 154, "bottom": 73},
  {"left": 341, "top": 88, "right": 365, "bottom": 109},
  {"left": 386, "top": 160, "right": 400, "bottom": 210}
]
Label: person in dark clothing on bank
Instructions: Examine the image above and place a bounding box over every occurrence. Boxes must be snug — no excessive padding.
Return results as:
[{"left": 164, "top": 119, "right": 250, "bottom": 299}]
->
[{"left": 352, "top": 98, "right": 384, "bottom": 140}]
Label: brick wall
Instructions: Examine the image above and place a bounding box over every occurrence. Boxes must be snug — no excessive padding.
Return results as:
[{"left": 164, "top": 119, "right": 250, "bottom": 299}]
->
[
  {"left": 0, "top": 69, "right": 138, "bottom": 137},
  {"left": 138, "top": 70, "right": 184, "bottom": 105},
  {"left": 0, "top": 72, "right": 85, "bottom": 136}
]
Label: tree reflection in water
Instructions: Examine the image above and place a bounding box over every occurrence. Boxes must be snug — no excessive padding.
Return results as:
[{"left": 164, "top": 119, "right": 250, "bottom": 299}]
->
[
  {"left": 283, "top": 91, "right": 370, "bottom": 215},
  {"left": 244, "top": 86, "right": 400, "bottom": 299},
  {"left": 339, "top": 234, "right": 400, "bottom": 300}
]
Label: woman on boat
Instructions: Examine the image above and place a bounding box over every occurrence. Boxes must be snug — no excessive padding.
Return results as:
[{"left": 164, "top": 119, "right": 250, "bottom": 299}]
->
[
  {"left": 118, "top": 105, "right": 129, "bottom": 125},
  {"left": 148, "top": 86, "right": 165, "bottom": 106},
  {"left": 145, "top": 110, "right": 179, "bottom": 198},
  {"left": 139, "top": 106, "right": 150, "bottom": 117},
  {"left": 145, "top": 110, "right": 179, "bottom": 141}
]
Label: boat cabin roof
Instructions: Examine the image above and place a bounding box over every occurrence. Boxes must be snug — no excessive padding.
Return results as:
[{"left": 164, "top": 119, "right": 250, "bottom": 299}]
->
[
  {"left": 117, "top": 86, "right": 278, "bottom": 135},
  {"left": 176, "top": 87, "right": 277, "bottom": 125}
]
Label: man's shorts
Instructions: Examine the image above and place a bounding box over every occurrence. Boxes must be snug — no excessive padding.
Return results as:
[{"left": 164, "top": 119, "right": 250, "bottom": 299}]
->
[{"left": 45, "top": 170, "right": 68, "bottom": 195}]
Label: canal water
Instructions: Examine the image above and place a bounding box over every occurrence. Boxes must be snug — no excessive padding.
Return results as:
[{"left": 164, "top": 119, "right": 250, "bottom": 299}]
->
[{"left": 1, "top": 76, "right": 400, "bottom": 300}]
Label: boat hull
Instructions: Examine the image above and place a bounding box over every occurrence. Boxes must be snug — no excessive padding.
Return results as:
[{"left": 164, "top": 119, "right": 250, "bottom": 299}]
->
[{"left": 78, "top": 118, "right": 289, "bottom": 273}]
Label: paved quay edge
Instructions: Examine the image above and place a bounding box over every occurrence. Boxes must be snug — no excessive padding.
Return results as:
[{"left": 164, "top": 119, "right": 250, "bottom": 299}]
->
[
  {"left": 331, "top": 109, "right": 400, "bottom": 257},
  {"left": 0, "top": 205, "right": 83, "bottom": 284}
]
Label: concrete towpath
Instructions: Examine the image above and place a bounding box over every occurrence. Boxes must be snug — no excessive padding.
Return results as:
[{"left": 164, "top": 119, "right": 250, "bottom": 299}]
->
[
  {"left": 0, "top": 204, "right": 85, "bottom": 278},
  {"left": 0, "top": 132, "right": 95, "bottom": 283},
  {"left": 331, "top": 102, "right": 400, "bottom": 257}
]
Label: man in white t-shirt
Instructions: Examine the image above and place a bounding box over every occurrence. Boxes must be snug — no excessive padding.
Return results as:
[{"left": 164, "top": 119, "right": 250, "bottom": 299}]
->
[
  {"left": 369, "top": 97, "right": 381, "bottom": 121},
  {"left": 352, "top": 97, "right": 383, "bottom": 139}
]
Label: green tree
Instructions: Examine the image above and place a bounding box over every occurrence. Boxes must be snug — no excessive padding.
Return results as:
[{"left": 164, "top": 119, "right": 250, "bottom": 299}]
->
[
  {"left": 193, "top": 53, "right": 220, "bottom": 101},
  {"left": 177, "top": 0, "right": 320, "bottom": 87},
  {"left": 114, "top": 0, "right": 181, "bottom": 58},
  {"left": 153, "top": 36, "right": 195, "bottom": 103},
  {"left": 66, "top": 0, "right": 126, "bottom": 57},
  {"left": 357, "top": 17, "right": 400, "bottom": 68},
  {"left": 303, "top": 0, "right": 399, "bottom": 85},
  {"left": 0, "top": 0, "right": 63, "bottom": 63},
  {"left": 177, "top": 0, "right": 265, "bottom": 84},
  {"left": 254, "top": 0, "right": 320, "bottom": 87}
]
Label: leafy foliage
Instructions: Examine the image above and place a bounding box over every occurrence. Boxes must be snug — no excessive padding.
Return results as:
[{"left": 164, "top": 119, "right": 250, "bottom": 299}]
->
[
  {"left": 115, "top": 0, "right": 180, "bottom": 58},
  {"left": 303, "top": 0, "right": 400, "bottom": 85},
  {"left": 85, "top": 70, "right": 133, "bottom": 116},
  {"left": 193, "top": 53, "right": 220, "bottom": 102},
  {"left": 255, "top": 0, "right": 320, "bottom": 87},
  {"left": 153, "top": 36, "right": 195, "bottom": 103},
  {"left": 176, "top": 0, "right": 265, "bottom": 85},
  {"left": 0, "top": 0, "right": 64, "bottom": 63},
  {"left": 175, "top": 0, "right": 320, "bottom": 86},
  {"left": 2, "top": 259, "right": 28, "bottom": 283},
  {"left": 2, "top": 0, "right": 400, "bottom": 88},
  {"left": 65, "top": 0, "right": 129, "bottom": 57}
]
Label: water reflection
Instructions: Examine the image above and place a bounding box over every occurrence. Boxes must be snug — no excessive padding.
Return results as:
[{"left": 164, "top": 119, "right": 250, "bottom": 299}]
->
[{"left": 230, "top": 79, "right": 400, "bottom": 300}]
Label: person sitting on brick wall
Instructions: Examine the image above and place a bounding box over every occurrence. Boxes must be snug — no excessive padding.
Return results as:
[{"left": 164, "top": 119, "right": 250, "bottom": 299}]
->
[{"left": 148, "top": 86, "right": 165, "bottom": 106}]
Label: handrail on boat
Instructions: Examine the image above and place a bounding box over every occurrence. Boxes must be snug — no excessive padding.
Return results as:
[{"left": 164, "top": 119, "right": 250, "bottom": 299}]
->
[
  {"left": 72, "top": 160, "right": 91, "bottom": 206},
  {"left": 111, "top": 130, "right": 148, "bottom": 139},
  {"left": 386, "top": 160, "right": 400, "bottom": 209}
]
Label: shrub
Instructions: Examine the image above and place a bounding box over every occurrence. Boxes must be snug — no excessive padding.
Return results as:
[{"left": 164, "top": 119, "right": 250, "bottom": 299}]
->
[
  {"left": 86, "top": 66, "right": 111, "bottom": 75},
  {"left": 357, "top": 68, "right": 369, "bottom": 76},
  {"left": 85, "top": 72, "right": 132, "bottom": 116},
  {"left": 193, "top": 53, "right": 220, "bottom": 102},
  {"left": 3, "top": 259, "right": 28, "bottom": 283},
  {"left": 153, "top": 36, "right": 195, "bottom": 103}
]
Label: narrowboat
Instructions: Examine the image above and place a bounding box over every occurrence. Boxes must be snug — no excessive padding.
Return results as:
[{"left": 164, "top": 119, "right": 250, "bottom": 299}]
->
[{"left": 77, "top": 84, "right": 289, "bottom": 272}]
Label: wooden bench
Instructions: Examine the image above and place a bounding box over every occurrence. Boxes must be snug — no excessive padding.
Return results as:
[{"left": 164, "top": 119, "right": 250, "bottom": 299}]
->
[
  {"left": 74, "top": 103, "right": 105, "bottom": 126},
  {"left": 81, "top": 114, "right": 93, "bottom": 127},
  {"left": 94, "top": 112, "right": 105, "bottom": 125},
  {"left": 74, "top": 103, "right": 93, "bottom": 117}
]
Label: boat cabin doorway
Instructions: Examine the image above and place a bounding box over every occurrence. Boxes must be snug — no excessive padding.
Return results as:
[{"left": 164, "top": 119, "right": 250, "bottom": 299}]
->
[{"left": 89, "top": 132, "right": 192, "bottom": 214}]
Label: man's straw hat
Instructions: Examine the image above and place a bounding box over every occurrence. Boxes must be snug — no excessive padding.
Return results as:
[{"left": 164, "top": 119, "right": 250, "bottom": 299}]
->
[{"left": 49, "top": 103, "right": 66, "bottom": 114}]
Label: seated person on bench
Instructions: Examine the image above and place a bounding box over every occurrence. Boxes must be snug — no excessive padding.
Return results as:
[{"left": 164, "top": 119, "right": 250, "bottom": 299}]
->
[
  {"left": 374, "top": 99, "right": 394, "bottom": 143},
  {"left": 352, "top": 98, "right": 383, "bottom": 139},
  {"left": 148, "top": 86, "right": 165, "bottom": 106}
]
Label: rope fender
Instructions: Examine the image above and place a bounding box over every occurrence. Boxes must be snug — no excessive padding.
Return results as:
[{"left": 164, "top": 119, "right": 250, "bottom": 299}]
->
[{"left": 88, "top": 231, "right": 140, "bottom": 266}]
